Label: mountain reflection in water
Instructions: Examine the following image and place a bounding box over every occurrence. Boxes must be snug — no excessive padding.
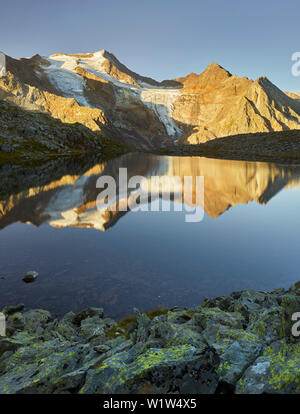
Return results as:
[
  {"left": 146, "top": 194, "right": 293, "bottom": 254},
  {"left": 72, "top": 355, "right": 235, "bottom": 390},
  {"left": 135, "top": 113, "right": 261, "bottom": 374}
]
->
[
  {"left": 1, "top": 153, "right": 300, "bottom": 231},
  {"left": 0, "top": 153, "right": 300, "bottom": 319}
]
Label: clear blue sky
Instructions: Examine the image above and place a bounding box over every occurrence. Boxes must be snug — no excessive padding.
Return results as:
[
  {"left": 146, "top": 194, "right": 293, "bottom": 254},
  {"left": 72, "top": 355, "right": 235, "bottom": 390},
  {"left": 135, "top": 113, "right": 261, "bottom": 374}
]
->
[{"left": 1, "top": 0, "right": 300, "bottom": 92}]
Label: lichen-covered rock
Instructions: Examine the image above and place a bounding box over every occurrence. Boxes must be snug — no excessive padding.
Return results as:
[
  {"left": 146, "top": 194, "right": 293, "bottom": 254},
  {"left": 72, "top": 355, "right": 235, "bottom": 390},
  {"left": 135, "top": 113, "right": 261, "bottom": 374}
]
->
[
  {"left": 2, "top": 304, "right": 24, "bottom": 316},
  {"left": 236, "top": 340, "right": 300, "bottom": 393},
  {"left": 79, "top": 316, "right": 106, "bottom": 345},
  {"left": 233, "top": 290, "right": 278, "bottom": 319},
  {"left": 194, "top": 307, "right": 245, "bottom": 330},
  {"left": 247, "top": 307, "right": 285, "bottom": 343},
  {"left": 202, "top": 323, "right": 262, "bottom": 385},
  {"left": 0, "top": 338, "right": 21, "bottom": 354},
  {"left": 72, "top": 307, "right": 104, "bottom": 326},
  {"left": 134, "top": 308, "right": 151, "bottom": 343},
  {"left": 55, "top": 312, "right": 79, "bottom": 342},
  {"left": 1, "top": 284, "right": 300, "bottom": 394},
  {"left": 80, "top": 344, "right": 219, "bottom": 394},
  {"left": 0, "top": 340, "right": 109, "bottom": 394},
  {"left": 148, "top": 318, "right": 206, "bottom": 349},
  {"left": 22, "top": 310, "right": 52, "bottom": 334},
  {"left": 5, "top": 312, "right": 25, "bottom": 336}
]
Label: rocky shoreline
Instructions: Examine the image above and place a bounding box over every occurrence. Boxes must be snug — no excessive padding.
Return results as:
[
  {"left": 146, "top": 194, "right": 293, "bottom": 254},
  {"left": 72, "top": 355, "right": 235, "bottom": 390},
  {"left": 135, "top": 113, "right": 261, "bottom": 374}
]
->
[
  {"left": 1, "top": 284, "right": 300, "bottom": 394},
  {"left": 155, "top": 129, "right": 300, "bottom": 165}
]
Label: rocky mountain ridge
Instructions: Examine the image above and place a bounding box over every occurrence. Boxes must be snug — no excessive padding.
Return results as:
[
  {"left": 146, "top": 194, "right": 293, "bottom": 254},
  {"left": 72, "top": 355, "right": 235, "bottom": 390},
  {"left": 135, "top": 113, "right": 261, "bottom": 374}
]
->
[{"left": 1, "top": 50, "right": 300, "bottom": 148}]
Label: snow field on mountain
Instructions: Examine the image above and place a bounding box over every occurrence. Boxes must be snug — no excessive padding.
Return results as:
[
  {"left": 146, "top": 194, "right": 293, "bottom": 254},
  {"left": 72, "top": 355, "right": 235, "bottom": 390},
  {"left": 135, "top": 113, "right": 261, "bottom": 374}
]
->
[{"left": 44, "top": 52, "right": 181, "bottom": 137}]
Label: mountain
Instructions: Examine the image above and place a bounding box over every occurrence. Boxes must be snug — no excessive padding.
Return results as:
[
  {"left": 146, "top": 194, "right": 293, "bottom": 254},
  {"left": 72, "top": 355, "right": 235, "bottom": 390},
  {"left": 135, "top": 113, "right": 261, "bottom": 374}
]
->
[
  {"left": 285, "top": 91, "right": 300, "bottom": 101},
  {"left": 1, "top": 50, "right": 300, "bottom": 148},
  {"left": 174, "top": 66, "right": 300, "bottom": 144}
]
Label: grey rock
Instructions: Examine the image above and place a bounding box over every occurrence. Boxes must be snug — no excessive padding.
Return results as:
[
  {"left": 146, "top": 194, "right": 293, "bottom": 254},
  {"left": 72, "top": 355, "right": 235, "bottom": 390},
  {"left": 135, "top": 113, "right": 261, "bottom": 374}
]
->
[
  {"left": 0, "top": 338, "right": 21, "bottom": 353},
  {"left": 80, "top": 344, "right": 219, "bottom": 394},
  {"left": 236, "top": 340, "right": 300, "bottom": 394},
  {"left": 94, "top": 344, "right": 110, "bottom": 354},
  {"left": 134, "top": 308, "right": 151, "bottom": 343},
  {"left": 72, "top": 307, "right": 104, "bottom": 326},
  {"left": 6, "top": 312, "right": 25, "bottom": 335},
  {"left": 23, "top": 270, "right": 39, "bottom": 283},
  {"left": 202, "top": 323, "right": 262, "bottom": 386},
  {"left": 55, "top": 312, "right": 79, "bottom": 342},
  {"left": 1, "top": 284, "right": 300, "bottom": 394},
  {"left": 0, "top": 342, "right": 89, "bottom": 394},
  {"left": 22, "top": 309, "right": 52, "bottom": 334},
  {"left": 0, "top": 144, "right": 12, "bottom": 153},
  {"left": 2, "top": 303, "right": 25, "bottom": 315},
  {"left": 79, "top": 316, "right": 106, "bottom": 344}
]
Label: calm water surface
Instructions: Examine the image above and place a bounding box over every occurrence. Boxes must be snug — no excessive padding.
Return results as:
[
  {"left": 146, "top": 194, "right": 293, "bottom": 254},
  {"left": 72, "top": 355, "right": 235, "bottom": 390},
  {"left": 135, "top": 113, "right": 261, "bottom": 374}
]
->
[{"left": 0, "top": 153, "right": 300, "bottom": 319}]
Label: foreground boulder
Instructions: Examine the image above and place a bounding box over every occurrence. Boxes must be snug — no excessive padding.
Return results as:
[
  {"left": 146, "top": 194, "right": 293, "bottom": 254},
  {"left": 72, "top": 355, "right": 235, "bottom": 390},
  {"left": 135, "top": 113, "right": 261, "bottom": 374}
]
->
[{"left": 81, "top": 344, "right": 219, "bottom": 394}]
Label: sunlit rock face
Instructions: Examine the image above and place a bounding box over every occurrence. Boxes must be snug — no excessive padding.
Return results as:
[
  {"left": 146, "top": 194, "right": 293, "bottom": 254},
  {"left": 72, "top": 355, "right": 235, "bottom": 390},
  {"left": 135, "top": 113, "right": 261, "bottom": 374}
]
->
[
  {"left": 174, "top": 66, "right": 300, "bottom": 143},
  {"left": 1, "top": 51, "right": 300, "bottom": 148},
  {"left": 1, "top": 154, "right": 300, "bottom": 231}
]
